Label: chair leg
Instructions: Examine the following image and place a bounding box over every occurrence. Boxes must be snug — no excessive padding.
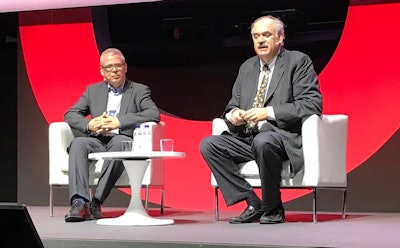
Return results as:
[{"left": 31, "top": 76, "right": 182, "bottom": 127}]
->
[
  {"left": 89, "top": 187, "right": 94, "bottom": 201},
  {"left": 160, "top": 187, "right": 164, "bottom": 214},
  {"left": 142, "top": 186, "right": 164, "bottom": 214},
  {"left": 312, "top": 188, "right": 317, "bottom": 223},
  {"left": 215, "top": 187, "right": 219, "bottom": 221},
  {"left": 342, "top": 188, "right": 347, "bottom": 219},
  {"left": 144, "top": 185, "right": 149, "bottom": 211},
  {"left": 50, "top": 185, "right": 54, "bottom": 217}
]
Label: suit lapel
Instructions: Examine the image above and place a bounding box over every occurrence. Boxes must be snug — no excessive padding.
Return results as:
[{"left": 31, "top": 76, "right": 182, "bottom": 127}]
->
[
  {"left": 98, "top": 82, "right": 109, "bottom": 114},
  {"left": 265, "top": 49, "right": 285, "bottom": 104},
  {"left": 245, "top": 59, "right": 261, "bottom": 109},
  {"left": 120, "top": 80, "right": 132, "bottom": 114}
]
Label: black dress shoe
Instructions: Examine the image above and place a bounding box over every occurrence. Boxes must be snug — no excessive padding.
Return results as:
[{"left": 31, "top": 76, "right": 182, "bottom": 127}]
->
[
  {"left": 65, "top": 200, "right": 90, "bottom": 222},
  {"left": 259, "top": 205, "right": 285, "bottom": 224},
  {"left": 90, "top": 199, "right": 103, "bottom": 220},
  {"left": 229, "top": 205, "right": 264, "bottom": 224}
]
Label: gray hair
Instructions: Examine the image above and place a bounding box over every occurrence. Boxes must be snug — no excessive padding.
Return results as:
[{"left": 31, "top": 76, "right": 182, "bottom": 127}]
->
[
  {"left": 250, "top": 15, "right": 285, "bottom": 42},
  {"left": 100, "top": 48, "right": 125, "bottom": 66}
]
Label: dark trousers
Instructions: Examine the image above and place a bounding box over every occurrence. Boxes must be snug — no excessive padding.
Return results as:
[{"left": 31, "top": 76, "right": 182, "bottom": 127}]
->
[
  {"left": 68, "top": 135, "right": 131, "bottom": 204},
  {"left": 200, "top": 131, "right": 288, "bottom": 211}
]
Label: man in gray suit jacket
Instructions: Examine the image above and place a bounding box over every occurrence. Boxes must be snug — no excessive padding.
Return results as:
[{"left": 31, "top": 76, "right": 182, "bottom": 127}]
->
[
  {"left": 200, "top": 16, "right": 322, "bottom": 224},
  {"left": 64, "top": 48, "right": 160, "bottom": 222}
]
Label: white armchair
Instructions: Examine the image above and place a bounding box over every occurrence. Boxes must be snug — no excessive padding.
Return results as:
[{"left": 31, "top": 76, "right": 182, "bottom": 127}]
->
[
  {"left": 49, "top": 121, "right": 166, "bottom": 216},
  {"left": 211, "top": 114, "right": 348, "bottom": 223}
]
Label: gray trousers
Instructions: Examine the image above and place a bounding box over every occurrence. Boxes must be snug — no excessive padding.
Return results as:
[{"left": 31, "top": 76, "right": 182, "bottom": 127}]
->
[
  {"left": 68, "top": 134, "right": 132, "bottom": 204},
  {"left": 200, "top": 131, "right": 287, "bottom": 211}
]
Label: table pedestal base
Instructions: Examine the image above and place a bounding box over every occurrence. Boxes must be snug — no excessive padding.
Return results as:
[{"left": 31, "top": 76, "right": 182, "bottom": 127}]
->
[
  {"left": 96, "top": 211, "right": 174, "bottom": 226},
  {"left": 96, "top": 159, "right": 174, "bottom": 226}
]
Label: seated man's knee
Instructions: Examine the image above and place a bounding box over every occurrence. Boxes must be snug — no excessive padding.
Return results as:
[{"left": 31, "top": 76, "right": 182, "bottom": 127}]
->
[
  {"left": 107, "top": 135, "right": 130, "bottom": 152},
  {"left": 200, "top": 135, "right": 217, "bottom": 155},
  {"left": 252, "top": 132, "right": 280, "bottom": 153},
  {"left": 70, "top": 137, "right": 89, "bottom": 151}
]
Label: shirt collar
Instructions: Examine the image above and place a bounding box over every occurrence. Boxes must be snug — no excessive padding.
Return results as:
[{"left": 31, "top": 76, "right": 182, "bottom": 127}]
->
[
  {"left": 108, "top": 82, "right": 125, "bottom": 95},
  {"left": 259, "top": 55, "right": 277, "bottom": 73}
]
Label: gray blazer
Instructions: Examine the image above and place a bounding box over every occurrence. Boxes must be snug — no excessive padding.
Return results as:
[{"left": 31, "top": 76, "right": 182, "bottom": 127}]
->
[
  {"left": 223, "top": 48, "right": 323, "bottom": 175},
  {"left": 64, "top": 79, "right": 160, "bottom": 137}
]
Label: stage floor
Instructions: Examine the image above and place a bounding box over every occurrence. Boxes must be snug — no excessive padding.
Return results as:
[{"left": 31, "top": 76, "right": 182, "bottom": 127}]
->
[{"left": 27, "top": 206, "right": 400, "bottom": 248}]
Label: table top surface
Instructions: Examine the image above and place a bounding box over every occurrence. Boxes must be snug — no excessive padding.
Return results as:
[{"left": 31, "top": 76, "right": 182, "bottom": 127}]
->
[{"left": 88, "top": 151, "right": 185, "bottom": 160}]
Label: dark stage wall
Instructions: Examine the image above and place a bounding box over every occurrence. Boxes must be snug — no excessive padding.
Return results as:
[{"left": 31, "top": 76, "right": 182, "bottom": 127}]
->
[{"left": 0, "top": 12, "right": 17, "bottom": 203}]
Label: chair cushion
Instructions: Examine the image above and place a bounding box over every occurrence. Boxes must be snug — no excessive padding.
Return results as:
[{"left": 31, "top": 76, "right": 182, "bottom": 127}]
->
[
  {"left": 239, "top": 160, "right": 292, "bottom": 179},
  {"left": 239, "top": 161, "right": 259, "bottom": 178}
]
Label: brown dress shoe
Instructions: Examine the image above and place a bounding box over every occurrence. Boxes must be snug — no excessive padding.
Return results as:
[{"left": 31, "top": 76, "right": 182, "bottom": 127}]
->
[
  {"left": 65, "top": 200, "right": 90, "bottom": 222},
  {"left": 229, "top": 205, "right": 264, "bottom": 224}
]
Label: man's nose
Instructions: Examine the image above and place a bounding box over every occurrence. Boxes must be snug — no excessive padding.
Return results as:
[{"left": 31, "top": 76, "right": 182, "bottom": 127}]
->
[{"left": 258, "top": 36, "right": 266, "bottom": 43}]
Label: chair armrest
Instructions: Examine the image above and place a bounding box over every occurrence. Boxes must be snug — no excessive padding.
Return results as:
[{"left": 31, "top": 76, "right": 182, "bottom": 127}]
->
[
  {"left": 49, "top": 122, "right": 74, "bottom": 148},
  {"left": 212, "top": 118, "right": 229, "bottom": 135},
  {"left": 211, "top": 118, "right": 226, "bottom": 185},
  {"left": 49, "top": 122, "right": 74, "bottom": 184},
  {"left": 302, "top": 114, "right": 348, "bottom": 187}
]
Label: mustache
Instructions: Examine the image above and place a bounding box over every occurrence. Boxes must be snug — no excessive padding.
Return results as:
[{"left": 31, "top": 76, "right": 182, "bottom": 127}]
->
[{"left": 258, "top": 43, "right": 268, "bottom": 48}]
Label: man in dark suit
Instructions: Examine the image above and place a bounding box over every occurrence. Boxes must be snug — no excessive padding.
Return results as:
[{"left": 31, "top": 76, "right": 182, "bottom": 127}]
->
[
  {"left": 200, "top": 16, "right": 322, "bottom": 224},
  {"left": 64, "top": 48, "right": 160, "bottom": 222}
]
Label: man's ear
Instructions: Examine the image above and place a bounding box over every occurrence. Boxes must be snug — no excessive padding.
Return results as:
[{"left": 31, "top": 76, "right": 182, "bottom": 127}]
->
[{"left": 278, "top": 34, "right": 284, "bottom": 45}]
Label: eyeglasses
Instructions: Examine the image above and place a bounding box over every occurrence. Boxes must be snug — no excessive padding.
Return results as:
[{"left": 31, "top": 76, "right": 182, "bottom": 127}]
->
[{"left": 102, "top": 63, "right": 126, "bottom": 72}]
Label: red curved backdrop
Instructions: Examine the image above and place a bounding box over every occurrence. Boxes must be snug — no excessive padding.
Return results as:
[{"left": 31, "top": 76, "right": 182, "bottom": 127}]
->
[{"left": 19, "top": 3, "right": 400, "bottom": 210}]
